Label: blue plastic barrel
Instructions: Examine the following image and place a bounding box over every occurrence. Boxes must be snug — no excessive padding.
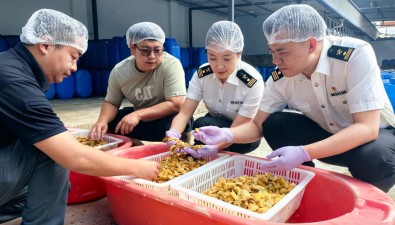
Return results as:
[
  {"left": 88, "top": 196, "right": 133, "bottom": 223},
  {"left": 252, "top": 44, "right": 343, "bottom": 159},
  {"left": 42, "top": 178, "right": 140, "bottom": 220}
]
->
[
  {"left": 74, "top": 70, "right": 93, "bottom": 98},
  {"left": 100, "top": 70, "right": 111, "bottom": 96},
  {"left": 119, "top": 36, "right": 131, "bottom": 61},
  {"left": 4, "top": 35, "right": 20, "bottom": 49},
  {"left": 180, "top": 47, "right": 190, "bottom": 68},
  {"left": 186, "top": 68, "right": 197, "bottom": 88},
  {"left": 390, "top": 59, "right": 395, "bottom": 68},
  {"left": 98, "top": 39, "right": 111, "bottom": 69},
  {"left": 254, "top": 66, "right": 260, "bottom": 73},
  {"left": 110, "top": 36, "right": 122, "bottom": 67},
  {"left": 56, "top": 74, "right": 75, "bottom": 99},
  {"left": 79, "top": 40, "right": 99, "bottom": 70},
  {"left": 90, "top": 70, "right": 102, "bottom": 96},
  {"left": 192, "top": 47, "right": 207, "bottom": 67},
  {"left": 0, "top": 36, "right": 7, "bottom": 52},
  {"left": 382, "top": 59, "right": 390, "bottom": 68},
  {"left": 259, "top": 66, "right": 267, "bottom": 81},
  {"left": 260, "top": 66, "right": 275, "bottom": 82},
  {"left": 164, "top": 38, "right": 181, "bottom": 60},
  {"left": 387, "top": 78, "right": 395, "bottom": 109},
  {"left": 44, "top": 83, "right": 56, "bottom": 100},
  {"left": 381, "top": 71, "right": 395, "bottom": 93}
]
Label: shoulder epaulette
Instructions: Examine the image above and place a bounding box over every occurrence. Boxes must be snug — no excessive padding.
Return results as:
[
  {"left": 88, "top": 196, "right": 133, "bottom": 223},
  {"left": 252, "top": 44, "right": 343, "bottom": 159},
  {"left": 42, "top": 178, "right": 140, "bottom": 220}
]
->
[
  {"left": 327, "top": 45, "right": 355, "bottom": 61},
  {"left": 197, "top": 65, "right": 213, "bottom": 78},
  {"left": 271, "top": 68, "right": 283, "bottom": 82},
  {"left": 236, "top": 69, "right": 257, "bottom": 88}
]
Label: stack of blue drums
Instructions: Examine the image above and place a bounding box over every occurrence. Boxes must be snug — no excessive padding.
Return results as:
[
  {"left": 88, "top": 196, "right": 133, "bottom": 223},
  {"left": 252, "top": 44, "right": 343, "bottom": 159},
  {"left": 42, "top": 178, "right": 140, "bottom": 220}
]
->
[
  {"left": 44, "top": 84, "right": 56, "bottom": 100},
  {"left": 382, "top": 59, "right": 395, "bottom": 68},
  {"left": 179, "top": 47, "right": 208, "bottom": 87},
  {"left": 0, "top": 36, "right": 7, "bottom": 52},
  {"left": 258, "top": 66, "right": 276, "bottom": 82},
  {"left": 164, "top": 38, "right": 181, "bottom": 60},
  {"left": 381, "top": 70, "right": 395, "bottom": 109}
]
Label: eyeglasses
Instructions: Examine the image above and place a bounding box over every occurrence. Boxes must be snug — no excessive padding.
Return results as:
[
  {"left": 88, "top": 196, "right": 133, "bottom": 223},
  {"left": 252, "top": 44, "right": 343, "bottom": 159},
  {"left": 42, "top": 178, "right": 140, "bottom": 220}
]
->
[{"left": 134, "top": 45, "right": 163, "bottom": 57}]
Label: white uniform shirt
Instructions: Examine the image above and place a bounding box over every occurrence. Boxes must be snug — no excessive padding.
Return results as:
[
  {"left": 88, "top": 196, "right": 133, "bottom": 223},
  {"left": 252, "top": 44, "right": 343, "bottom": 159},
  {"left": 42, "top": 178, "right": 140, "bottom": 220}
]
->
[
  {"left": 187, "top": 61, "right": 264, "bottom": 121},
  {"left": 259, "top": 36, "right": 395, "bottom": 134}
]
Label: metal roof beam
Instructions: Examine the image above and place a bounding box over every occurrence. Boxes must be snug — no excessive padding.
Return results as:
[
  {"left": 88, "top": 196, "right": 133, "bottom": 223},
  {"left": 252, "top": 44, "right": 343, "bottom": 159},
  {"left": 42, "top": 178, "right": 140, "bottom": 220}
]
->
[{"left": 316, "top": 0, "right": 380, "bottom": 40}]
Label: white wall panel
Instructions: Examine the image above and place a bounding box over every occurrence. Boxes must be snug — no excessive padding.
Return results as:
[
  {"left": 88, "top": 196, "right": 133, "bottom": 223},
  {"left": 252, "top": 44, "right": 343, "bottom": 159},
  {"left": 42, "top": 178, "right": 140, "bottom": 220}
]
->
[
  {"left": 236, "top": 15, "right": 269, "bottom": 55},
  {"left": 369, "top": 40, "right": 395, "bottom": 67},
  {"left": 0, "top": 0, "right": 393, "bottom": 58}
]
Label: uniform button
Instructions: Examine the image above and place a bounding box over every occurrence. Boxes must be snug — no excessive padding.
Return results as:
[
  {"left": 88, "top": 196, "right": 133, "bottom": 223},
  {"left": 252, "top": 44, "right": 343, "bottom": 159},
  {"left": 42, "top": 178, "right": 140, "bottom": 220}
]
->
[
  {"left": 314, "top": 82, "right": 319, "bottom": 87},
  {"left": 329, "top": 123, "right": 334, "bottom": 126},
  {"left": 343, "top": 100, "right": 347, "bottom": 104},
  {"left": 321, "top": 104, "right": 325, "bottom": 108},
  {"left": 219, "top": 99, "right": 221, "bottom": 102}
]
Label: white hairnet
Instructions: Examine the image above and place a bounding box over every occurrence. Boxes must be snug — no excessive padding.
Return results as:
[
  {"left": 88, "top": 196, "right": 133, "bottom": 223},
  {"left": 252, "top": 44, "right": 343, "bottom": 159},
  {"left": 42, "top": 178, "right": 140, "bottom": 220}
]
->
[
  {"left": 262, "top": 4, "right": 327, "bottom": 44},
  {"left": 126, "top": 22, "right": 165, "bottom": 46},
  {"left": 205, "top": 21, "right": 244, "bottom": 53},
  {"left": 20, "top": 9, "right": 88, "bottom": 54}
]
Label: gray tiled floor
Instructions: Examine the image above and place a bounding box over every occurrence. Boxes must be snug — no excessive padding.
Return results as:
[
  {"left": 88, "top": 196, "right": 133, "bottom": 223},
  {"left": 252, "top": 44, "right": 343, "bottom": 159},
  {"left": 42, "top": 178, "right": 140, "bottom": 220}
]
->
[{"left": 3, "top": 97, "right": 395, "bottom": 225}]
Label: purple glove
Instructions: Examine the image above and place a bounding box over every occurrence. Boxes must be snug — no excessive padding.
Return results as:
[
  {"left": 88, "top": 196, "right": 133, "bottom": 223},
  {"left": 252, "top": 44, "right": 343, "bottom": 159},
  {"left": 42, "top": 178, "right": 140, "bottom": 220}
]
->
[
  {"left": 260, "top": 146, "right": 311, "bottom": 171},
  {"left": 179, "top": 145, "right": 218, "bottom": 158},
  {"left": 164, "top": 128, "right": 181, "bottom": 146},
  {"left": 192, "top": 126, "right": 233, "bottom": 145}
]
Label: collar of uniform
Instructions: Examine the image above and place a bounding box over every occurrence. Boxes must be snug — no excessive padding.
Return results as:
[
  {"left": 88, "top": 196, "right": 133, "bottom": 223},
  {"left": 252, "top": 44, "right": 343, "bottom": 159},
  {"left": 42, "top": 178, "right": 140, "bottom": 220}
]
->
[
  {"left": 213, "top": 62, "right": 240, "bottom": 86},
  {"left": 314, "top": 37, "right": 331, "bottom": 76},
  {"left": 14, "top": 42, "right": 50, "bottom": 91}
]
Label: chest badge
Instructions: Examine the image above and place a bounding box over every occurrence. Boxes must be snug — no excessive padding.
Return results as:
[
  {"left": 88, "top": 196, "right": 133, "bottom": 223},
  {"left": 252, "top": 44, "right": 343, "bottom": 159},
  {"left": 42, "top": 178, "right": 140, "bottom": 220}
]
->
[{"left": 330, "top": 86, "right": 347, "bottom": 97}]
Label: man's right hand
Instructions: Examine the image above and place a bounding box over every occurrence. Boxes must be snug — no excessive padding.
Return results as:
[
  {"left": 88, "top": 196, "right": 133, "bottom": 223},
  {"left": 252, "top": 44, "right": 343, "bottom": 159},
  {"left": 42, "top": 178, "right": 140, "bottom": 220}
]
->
[
  {"left": 133, "top": 159, "right": 160, "bottom": 180},
  {"left": 192, "top": 126, "right": 233, "bottom": 145},
  {"left": 89, "top": 122, "right": 108, "bottom": 139}
]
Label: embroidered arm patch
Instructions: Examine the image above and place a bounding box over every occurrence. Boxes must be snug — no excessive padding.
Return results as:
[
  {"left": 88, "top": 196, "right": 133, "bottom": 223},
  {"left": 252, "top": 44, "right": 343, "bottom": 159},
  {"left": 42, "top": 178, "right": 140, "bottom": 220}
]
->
[
  {"left": 271, "top": 68, "right": 283, "bottom": 82},
  {"left": 327, "top": 45, "right": 355, "bottom": 61},
  {"left": 197, "top": 65, "right": 213, "bottom": 78}
]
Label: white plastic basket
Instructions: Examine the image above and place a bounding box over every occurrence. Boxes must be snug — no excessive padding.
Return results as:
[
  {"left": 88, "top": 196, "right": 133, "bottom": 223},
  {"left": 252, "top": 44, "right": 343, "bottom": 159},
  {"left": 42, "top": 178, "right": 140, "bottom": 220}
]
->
[
  {"left": 72, "top": 130, "right": 123, "bottom": 151},
  {"left": 118, "top": 152, "right": 229, "bottom": 196},
  {"left": 171, "top": 155, "right": 315, "bottom": 223}
]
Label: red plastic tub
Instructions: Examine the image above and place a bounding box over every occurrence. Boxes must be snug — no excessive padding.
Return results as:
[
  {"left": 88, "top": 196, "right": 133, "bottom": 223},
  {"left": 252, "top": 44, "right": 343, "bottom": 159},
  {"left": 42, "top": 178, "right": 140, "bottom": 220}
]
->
[
  {"left": 67, "top": 133, "right": 132, "bottom": 204},
  {"left": 102, "top": 146, "right": 395, "bottom": 225}
]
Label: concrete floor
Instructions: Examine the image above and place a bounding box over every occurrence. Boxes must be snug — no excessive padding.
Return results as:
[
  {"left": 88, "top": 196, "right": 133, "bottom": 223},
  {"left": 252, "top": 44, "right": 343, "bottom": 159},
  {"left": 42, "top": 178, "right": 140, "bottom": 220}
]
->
[{"left": 3, "top": 96, "right": 395, "bottom": 225}]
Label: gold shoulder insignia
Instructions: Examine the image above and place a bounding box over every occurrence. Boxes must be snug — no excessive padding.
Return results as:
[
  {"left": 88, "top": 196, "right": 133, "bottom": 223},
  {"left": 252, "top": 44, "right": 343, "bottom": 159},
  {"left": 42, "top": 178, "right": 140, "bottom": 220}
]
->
[
  {"left": 327, "top": 45, "right": 355, "bottom": 61},
  {"left": 271, "top": 68, "right": 283, "bottom": 82},
  {"left": 197, "top": 65, "right": 213, "bottom": 78},
  {"left": 236, "top": 69, "right": 257, "bottom": 88}
]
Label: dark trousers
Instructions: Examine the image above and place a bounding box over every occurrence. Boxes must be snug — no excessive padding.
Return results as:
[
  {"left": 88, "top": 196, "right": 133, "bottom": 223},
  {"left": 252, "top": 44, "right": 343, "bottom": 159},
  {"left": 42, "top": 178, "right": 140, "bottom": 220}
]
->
[
  {"left": 0, "top": 140, "right": 69, "bottom": 224},
  {"left": 193, "top": 113, "right": 261, "bottom": 154},
  {"left": 262, "top": 111, "right": 395, "bottom": 192},
  {"left": 108, "top": 107, "right": 193, "bottom": 141}
]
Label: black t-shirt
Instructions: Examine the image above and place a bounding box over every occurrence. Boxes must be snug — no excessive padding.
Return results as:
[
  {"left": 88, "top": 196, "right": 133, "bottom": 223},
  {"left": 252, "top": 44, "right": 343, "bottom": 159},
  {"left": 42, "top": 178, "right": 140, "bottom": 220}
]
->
[{"left": 0, "top": 43, "right": 66, "bottom": 148}]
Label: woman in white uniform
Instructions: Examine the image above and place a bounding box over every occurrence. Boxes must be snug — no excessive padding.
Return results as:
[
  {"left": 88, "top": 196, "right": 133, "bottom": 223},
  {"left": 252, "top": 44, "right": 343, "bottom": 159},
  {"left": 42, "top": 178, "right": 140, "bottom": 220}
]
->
[
  {"left": 165, "top": 20, "right": 264, "bottom": 157},
  {"left": 191, "top": 4, "right": 395, "bottom": 192}
]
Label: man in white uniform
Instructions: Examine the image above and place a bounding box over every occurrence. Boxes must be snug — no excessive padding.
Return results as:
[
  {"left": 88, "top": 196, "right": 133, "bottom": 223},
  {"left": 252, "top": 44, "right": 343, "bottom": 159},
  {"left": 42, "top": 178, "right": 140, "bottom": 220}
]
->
[{"left": 191, "top": 4, "right": 395, "bottom": 192}]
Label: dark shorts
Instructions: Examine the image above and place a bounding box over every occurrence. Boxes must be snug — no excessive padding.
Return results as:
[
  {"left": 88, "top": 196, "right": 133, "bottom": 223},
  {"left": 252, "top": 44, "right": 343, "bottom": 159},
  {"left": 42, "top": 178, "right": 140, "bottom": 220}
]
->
[
  {"left": 193, "top": 113, "right": 261, "bottom": 154},
  {"left": 262, "top": 111, "right": 395, "bottom": 192},
  {"left": 0, "top": 140, "right": 69, "bottom": 224},
  {"left": 108, "top": 107, "right": 193, "bottom": 141}
]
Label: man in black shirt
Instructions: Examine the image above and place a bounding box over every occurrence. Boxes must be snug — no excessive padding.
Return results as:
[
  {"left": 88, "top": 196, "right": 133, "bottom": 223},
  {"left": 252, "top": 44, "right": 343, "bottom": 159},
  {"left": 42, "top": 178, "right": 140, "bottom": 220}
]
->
[{"left": 0, "top": 9, "right": 160, "bottom": 225}]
